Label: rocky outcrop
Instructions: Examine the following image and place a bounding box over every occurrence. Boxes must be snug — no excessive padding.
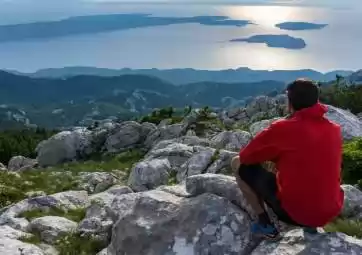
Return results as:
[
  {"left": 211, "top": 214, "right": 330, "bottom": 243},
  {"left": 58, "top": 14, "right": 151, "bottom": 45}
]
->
[
  {"left": 210, "top": 130, "right": 252, "bottom": 151},
  {"left": 106, "top": 190, "right": 252, "bottom": 255},
  {"left": 251, "top": 229, "right": 362, "bottom": 254},
  {"left": 36, "top": 128, "right": 92, "bottom": 167},
  {"left": 7, "top": 156, "right": 38, "bottom": 172},
  {"left": 28, "top": 216, "right": 77, "bottom": 244},
  {"left": 144, "top": 123, "right": 187, "bottom": 148}
]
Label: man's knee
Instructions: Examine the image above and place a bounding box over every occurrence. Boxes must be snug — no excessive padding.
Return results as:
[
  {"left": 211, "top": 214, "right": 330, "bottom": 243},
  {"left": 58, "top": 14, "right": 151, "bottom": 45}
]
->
[{"left": 231, "top": 156, "right": 240, "bottom": 173}]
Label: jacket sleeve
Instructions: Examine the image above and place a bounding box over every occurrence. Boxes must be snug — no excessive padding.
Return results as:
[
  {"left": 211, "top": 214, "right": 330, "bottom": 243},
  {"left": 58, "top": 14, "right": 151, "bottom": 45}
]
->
[{"left": 239, "top": 121, "right": 283, "bottom": 165}]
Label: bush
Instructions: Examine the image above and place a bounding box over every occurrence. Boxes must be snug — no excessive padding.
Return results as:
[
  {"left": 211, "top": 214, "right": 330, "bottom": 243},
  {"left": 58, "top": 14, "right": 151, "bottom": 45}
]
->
[
  {"left": 0, "top": 128, "right": 56, "bottom": 165},
  {"left": 342, "top": 138, "right": 362, "bottom": 186}
]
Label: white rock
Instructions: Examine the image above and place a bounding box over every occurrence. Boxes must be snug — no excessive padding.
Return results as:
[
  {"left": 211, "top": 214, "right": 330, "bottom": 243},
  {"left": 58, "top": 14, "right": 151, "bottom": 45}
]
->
[
  {"left": 0, "top": 238, "right": 45, "bottom": 255},
  {"left": 210, "top": 130, "right": 252, "bottom": 151},
  {"left": 38, "top": 243, "right": 59, "bottom": 255},
  {"left": 249, "top": 118, "right": 280, "bottom": 136},
  {"left": 0, "top": 163, "right": 7, "bottom": 171},
  {"left": 325, "top": 105, "right": 362, "bottom": 140},
  {"left": 36, "top": 128, "right": 92, "bottom": 167},
  {"left": 104, "top": 121, "right": 142, "bottom": 153},
  {"left": 341, "top": 185, "right": 362, "bottom": 219},
  {"left": 29, "top": 216, "right": 77, "bottom": 244},
  {"left": 127, "top": 158, "right": 171, "bottom": 192},
  {"left": 8, "top": 156, "right": 37, "bottom": 172},
  {"left": 0, "top": 225, "right": 30, "bottom": 240}
]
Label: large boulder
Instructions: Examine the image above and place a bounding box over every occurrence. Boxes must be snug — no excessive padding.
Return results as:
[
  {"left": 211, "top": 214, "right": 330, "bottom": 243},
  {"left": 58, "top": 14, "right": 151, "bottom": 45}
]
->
[
  {"left": 104, "top": 121, "right": 143, "bottom": 153},
  {"left": 325, "top": 105, "right": 362, "bottom": 140},
  {"left": 211, "top": 130, "right": 252, "bottom": 151},
  {"left": 7, "top": 156, "right": 37, "bottom": 172},
  {"left": 127, "top": 158, "right": 171, "bottom": 192},
  {"left": 145, "top": 143, "right": 194, "bottom": 167},
  {"left": 144, "top": 123, "right": 186, "bottom": 148},
  {"left": 36, "top": 128, "right": 92, "bottom": 167},
  {"left": 251, "top": 229, "right": 362, "bottom": 254},
  {"left": 249, "top": 118, "right": 280, "bottom": 136},
  {"left": 106, "top": 190, "right": 252, "bottom": 255},
  {"left": 28, "top": 216, "right": 77, "bottom": 244},
  {"left": 186, "top": 174, "right": 255, "bottom": 218},
  {"left": 177, "top": 147, "right": 215, "bottom": 181}
]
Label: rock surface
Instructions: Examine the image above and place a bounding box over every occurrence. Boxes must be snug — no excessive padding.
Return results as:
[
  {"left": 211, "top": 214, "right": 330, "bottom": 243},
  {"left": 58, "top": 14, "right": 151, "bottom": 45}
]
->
[
  {"left": 342, "top": 185, "right": 362, "bottom": 219},
  {"left": 211, "top": 130, "right": 251, "bottom": 151},
  {"left": 0, "top": 163, "right": 6, "bottom": 171},
  {"left": 106, "top": 190, "right": 252, "bottom": 255},
  {"left": 77, "top": 172, "right": 118, "bottom": 194},
  {"left": 0, "top": 238, "right": 45, "bottom": 255},
  {"left": 251, "top": 229, "right": 362, "bottom": 254}
]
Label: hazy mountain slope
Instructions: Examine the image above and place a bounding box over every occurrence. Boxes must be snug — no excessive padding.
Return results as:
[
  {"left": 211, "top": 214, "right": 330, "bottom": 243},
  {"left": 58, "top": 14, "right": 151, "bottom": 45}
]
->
[{"left": 20, "top": 67, "right": 353, "bottom": 85}]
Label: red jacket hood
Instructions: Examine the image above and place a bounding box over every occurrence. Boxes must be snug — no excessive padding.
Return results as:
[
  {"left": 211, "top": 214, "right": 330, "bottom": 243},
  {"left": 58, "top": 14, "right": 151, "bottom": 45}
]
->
[{"left": 293, "top": 103, "right": 328, "bottom": 119}]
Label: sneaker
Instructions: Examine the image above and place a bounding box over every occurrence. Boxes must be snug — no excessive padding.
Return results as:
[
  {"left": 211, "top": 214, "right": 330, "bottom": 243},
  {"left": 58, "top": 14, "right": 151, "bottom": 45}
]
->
[{"left": 251, "top": 222, "right": 281, "bottom": 240}]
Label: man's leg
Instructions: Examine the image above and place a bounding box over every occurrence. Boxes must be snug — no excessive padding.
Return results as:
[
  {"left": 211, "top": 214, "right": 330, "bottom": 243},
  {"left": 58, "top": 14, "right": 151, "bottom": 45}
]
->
[
  {"left": 231, "top": 156, "right": 265, "bottom": 215},
  {"left": 231, "top": 157, "right": 278, "bottom": 239}
]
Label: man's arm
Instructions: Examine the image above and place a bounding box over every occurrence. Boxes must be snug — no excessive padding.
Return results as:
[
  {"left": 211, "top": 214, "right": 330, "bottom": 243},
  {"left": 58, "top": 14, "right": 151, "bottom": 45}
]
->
[{"left": 239, "top": 121, "right": 283, "bottom": 165}]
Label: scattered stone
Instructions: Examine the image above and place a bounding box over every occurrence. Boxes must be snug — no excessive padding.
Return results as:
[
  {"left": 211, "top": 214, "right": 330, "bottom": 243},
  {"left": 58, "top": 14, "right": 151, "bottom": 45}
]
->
[
  {"left": 7, "top": 156, "right": 38, "bottom": 172},
  {"left": 0, "top": 163, "right": 6, "bottom": 171},
  {"left": 77, "top": 172, "right": 118, "bottom": 194},
  {"left": 128, "top": 159, "right": 171, "bottom": 192},
  {"left": 211, "top": 130, "right": 252, "bottom": 151},
  {"left": 29, "top": 216, "right": 77, "bottom": 244}
]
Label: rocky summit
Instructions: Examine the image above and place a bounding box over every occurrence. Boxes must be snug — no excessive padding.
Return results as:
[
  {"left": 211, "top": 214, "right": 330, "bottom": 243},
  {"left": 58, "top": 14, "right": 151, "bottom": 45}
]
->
[{"left": 0, "top": 94, "right": 362, "bottom": 255}]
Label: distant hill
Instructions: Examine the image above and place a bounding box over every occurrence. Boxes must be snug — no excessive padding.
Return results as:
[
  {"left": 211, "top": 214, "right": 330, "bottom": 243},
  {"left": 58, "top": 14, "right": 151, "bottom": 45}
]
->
[
  {"left": 0, "top": 71, "right": 285, "bottom": 128},
  {"left": 14, "top": 67, "right": 353, "bottom": 85}
]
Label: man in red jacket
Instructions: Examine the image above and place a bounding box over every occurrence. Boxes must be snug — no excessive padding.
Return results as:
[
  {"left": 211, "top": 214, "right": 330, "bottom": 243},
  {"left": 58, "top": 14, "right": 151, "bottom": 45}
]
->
[{"left": 232, "top": 79, "right": 344, "bottom": 239}]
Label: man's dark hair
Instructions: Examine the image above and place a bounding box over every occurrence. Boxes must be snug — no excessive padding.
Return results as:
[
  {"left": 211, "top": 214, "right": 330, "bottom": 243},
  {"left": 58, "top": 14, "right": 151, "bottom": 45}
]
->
[{"left": 286, "top": 78, "right": 319, "bottom": 111}]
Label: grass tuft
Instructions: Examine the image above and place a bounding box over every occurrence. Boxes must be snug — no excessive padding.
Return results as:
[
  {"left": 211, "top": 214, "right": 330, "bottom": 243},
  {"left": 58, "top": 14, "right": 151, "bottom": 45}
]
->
[{"left": 324, "top": 218, "right": 362, "bottom": 239}]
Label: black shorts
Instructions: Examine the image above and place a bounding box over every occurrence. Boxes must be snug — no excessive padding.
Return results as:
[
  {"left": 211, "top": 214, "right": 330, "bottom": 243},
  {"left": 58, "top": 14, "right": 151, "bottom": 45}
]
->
[{"left": 238, "top": 164, "right": 303, "bottom": 226}]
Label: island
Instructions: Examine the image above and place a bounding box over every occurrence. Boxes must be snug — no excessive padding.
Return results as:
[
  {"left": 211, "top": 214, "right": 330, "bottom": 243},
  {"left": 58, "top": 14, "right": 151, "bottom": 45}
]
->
[
  {"left": 0, "top": 14, "right": 252, "bottom": 43},
  {"left": 230, "top": 34, "right": 306, "bottom": 49},
  {"left": 275, "top": 22, "right": 328, "bottom": 31}
]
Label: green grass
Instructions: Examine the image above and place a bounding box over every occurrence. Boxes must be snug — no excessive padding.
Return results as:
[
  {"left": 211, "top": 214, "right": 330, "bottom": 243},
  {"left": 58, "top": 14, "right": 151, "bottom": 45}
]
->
[
  {"left": 168, "top": 171, "right": 178, "bottom": 185},
  {"left": 55, "top": 233, "right": 105, "bottom": 255},
  {"left": 18, "top": 207, "right": 86, "bottom": 222},
  {"left": 0, "top": 149, "right": 144, "bottom": 207},
  {"left": 325, "top": 218, "right": 362, "bottom": 239},
  {"left": 19, "top": 232, "right": 42, "bottom": 245}
]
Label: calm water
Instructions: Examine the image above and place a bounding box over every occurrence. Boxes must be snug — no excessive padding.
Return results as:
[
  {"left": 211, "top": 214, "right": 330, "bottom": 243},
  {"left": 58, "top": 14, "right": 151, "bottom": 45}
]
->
[{"left": 0, "top": 3, "right": 361, "bottom": 72}]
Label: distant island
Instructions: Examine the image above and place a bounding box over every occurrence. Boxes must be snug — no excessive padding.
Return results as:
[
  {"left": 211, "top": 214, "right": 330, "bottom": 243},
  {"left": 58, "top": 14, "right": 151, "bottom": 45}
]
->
[
  {"left": 276, "top": 22, "right": 328, "bottom": 31},
  {"left": 230, "top": 34, "right": 306, "bottom": 49},
  {"left": 0, "top": 14, "right": 252, "bottom": 43}
]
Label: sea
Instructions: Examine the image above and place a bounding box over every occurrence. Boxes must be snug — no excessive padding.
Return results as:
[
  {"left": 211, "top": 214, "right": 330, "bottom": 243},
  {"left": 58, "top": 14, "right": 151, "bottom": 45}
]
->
[{"left": 0, "top": 1, "right": 361, "bottom": 73}]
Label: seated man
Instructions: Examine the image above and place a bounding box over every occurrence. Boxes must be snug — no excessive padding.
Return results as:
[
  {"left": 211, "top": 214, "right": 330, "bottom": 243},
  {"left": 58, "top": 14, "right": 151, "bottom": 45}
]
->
[{"left": 232, "top": 79, "right": 344, "bottom": 239}]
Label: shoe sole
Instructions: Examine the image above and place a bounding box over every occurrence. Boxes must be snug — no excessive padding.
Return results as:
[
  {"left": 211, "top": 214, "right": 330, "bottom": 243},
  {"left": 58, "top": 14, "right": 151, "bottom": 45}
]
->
[{"left": 253, "top": 232, "right": 282, "bottom": 241}]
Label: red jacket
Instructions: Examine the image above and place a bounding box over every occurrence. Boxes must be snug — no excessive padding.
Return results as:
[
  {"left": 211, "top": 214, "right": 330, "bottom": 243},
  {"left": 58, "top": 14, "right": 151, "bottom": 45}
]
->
[{"left": 239, "top": 103, "right": 344, "bottom": 227}]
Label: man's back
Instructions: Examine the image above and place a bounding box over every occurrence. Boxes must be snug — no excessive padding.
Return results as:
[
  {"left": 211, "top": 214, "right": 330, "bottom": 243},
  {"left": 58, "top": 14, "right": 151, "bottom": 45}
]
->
[{"left": 274, "top": 103, "right": 344, "bottom": 227}]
